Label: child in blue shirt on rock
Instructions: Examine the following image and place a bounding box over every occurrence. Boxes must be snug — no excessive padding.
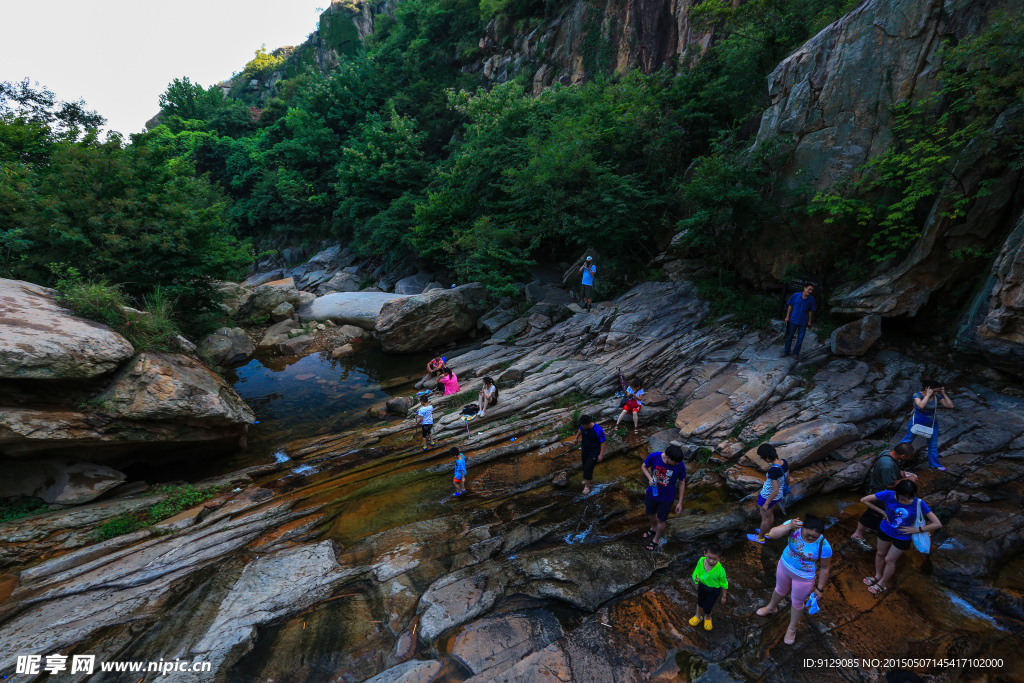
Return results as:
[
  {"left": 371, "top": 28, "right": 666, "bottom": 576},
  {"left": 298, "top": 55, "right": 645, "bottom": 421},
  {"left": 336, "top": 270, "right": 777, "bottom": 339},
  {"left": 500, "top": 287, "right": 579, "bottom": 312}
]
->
[{"left": 450, "top": 447, "right": 467, "bottom": 496}]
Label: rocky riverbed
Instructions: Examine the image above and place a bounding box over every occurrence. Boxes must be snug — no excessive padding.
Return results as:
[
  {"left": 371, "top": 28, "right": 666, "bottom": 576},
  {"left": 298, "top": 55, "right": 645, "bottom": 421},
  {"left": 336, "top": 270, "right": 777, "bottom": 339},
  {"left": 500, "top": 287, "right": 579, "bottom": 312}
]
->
[{"left": 2, "top": 280, "right": 1023, "bottom": 682}]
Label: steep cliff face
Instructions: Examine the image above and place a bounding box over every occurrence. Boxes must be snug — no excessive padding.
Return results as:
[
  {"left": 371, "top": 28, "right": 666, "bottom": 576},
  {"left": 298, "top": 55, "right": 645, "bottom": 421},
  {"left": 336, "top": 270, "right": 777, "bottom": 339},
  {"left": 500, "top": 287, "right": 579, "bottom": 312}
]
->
[
  {"left": 472, "top": 0, "right": 713, "bottom": 93},
  {"left": 957, "top": 215, "right": 1024, "bottom": 370},
  {"left": 751, "top": 0, "right": 1024, "bottom": 322}
]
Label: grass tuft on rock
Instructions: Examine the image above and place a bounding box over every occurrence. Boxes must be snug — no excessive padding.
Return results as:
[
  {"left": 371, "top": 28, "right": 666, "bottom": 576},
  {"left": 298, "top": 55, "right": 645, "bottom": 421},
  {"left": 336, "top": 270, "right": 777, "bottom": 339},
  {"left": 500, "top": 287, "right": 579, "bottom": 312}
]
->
[
  {"left": 92, "top": 484, "right": 223, "bottom": 540},
  {"left": 52, "top": 266, "right": 183, "bottom": 352},
  {"left": 0, "top": 498, "right": 49, "bottom": 524}
]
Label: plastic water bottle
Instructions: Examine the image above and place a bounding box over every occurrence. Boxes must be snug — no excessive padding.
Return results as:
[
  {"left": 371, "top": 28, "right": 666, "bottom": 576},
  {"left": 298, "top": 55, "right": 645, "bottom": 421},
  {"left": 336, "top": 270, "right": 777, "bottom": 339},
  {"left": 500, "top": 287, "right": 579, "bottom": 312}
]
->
[{"left": 806, "top": 592, "right": 820, "bottom": 615}]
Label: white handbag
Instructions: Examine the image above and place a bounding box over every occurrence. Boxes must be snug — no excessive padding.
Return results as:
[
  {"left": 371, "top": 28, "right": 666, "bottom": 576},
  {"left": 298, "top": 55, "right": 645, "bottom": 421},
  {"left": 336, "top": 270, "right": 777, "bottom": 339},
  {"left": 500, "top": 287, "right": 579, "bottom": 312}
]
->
[{"left": 912, "top": 498, "right": 931, "bottom": 554}]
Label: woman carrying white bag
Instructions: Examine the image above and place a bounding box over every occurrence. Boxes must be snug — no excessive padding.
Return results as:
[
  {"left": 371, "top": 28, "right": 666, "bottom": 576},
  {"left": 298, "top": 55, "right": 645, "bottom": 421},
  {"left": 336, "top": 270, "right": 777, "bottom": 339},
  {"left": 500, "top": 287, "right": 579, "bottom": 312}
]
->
[
  {"left": 860, "top": 480, "right": 942, "bottom": 595},
  {"left": 900, "top": 379, "right": 955, "bottom": 471}
]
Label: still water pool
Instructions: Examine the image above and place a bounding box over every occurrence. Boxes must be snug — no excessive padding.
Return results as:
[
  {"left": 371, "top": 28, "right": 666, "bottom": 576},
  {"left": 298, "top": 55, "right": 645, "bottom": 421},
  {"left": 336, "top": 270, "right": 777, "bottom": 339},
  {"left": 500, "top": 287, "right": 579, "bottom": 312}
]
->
[
  {"left": 130, "top": 343, "right": 428, "bottom": 483},
  {"left": 229, "top": 343, "right": 427, "bottom": 460}
]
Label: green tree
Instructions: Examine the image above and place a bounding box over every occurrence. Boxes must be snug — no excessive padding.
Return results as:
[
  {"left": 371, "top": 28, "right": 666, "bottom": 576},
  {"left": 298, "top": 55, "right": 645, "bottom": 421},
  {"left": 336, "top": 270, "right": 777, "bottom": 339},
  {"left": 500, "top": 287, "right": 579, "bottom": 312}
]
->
[{"left": 158, "top": 77, "right": 226, "bottom": 132}]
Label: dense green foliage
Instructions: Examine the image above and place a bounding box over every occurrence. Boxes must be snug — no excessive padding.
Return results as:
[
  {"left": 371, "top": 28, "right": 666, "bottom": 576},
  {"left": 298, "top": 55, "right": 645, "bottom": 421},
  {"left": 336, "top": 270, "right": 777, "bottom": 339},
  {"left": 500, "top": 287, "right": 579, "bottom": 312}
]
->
[
  {"left": 0, "top": 80, "right": 252, "bottom": 336},
  {"left": 138, "top": 0, "right": 858, "bottom": 294},
  {"left": 13, "top": 0, "right": 1006, "bottom": 325}
]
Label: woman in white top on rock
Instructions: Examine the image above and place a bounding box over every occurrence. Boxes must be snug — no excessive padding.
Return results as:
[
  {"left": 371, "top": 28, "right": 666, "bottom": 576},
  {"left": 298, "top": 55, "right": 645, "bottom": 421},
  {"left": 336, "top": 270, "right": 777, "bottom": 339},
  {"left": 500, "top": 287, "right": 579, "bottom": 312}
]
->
[{"left": 477, "top": 376, "right": 498, "bottom": 416}]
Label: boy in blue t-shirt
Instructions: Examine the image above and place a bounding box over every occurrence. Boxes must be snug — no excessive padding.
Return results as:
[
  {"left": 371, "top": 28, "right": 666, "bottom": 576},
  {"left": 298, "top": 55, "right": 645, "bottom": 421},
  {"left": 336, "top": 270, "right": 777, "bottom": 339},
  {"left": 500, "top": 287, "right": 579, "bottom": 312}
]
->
[
  {"left": 449, "top": 447, "right": 468, "bottom": 496},
  {"left": 640, "top": 445, "right": 687, "bottom": 551},
  {"left": 782, "top": 284, "right": 817, "bottom": 359}
]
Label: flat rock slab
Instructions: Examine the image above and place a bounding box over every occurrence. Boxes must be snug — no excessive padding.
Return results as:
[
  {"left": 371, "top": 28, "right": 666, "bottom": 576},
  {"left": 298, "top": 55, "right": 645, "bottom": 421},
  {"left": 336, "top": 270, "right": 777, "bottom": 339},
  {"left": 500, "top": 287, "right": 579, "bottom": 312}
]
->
[
  {"left": 0, "top": 278, "right": 134, "bottom": 379},
  {"left": 511, "top": 541, "right": 670, "bottom": 611},
  {"left": 364, "top": 660, "right": 443, "bottom": 683},
  {"left": 297, "top": 292, "right": 408, "bottom": 329},
  {"left": 417, "top": 563, "right": 509, "bottom": 641},
  {"left": 452, "top": 608, "right": 564, "bottom": 676},
  {"left": 675, "top": 359, "right": 793, "bottom": 436}
]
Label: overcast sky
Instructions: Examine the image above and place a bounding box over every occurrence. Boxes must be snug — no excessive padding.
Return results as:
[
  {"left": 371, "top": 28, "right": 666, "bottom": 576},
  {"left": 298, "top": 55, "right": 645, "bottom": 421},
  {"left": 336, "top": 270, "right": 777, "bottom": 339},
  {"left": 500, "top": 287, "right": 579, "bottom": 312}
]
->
[{"left": 3, "top": 0, "right": 324, "bottom": 135}]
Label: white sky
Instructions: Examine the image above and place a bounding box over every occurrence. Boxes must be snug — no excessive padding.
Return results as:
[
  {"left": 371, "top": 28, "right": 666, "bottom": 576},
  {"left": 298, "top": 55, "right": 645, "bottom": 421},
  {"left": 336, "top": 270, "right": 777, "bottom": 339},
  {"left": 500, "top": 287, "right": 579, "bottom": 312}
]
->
[{"left": 2, "top": 0, "right": 324, "bottom": 135}]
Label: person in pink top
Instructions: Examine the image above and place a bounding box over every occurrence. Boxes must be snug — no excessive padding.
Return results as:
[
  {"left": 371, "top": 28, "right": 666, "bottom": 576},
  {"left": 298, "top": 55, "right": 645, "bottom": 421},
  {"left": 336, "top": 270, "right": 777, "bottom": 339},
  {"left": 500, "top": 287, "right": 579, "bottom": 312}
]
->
[{"left": 437, "top": 368, "right": 460, "bottom": 395}]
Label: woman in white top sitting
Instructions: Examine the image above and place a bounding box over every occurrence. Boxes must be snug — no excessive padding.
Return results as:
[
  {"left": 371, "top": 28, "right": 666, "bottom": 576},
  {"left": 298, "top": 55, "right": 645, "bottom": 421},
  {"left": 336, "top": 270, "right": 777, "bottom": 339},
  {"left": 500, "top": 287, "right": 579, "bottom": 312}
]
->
[{"left": 477, "top": 377, "right": 498, "bottom": 416}]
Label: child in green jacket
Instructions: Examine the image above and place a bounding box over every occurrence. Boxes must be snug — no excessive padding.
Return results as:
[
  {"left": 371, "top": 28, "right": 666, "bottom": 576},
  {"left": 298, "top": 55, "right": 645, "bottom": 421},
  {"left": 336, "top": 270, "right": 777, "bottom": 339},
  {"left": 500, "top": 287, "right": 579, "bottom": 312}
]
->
[{"left": 689, "top": 541, "right": 728, "bottom": 631}]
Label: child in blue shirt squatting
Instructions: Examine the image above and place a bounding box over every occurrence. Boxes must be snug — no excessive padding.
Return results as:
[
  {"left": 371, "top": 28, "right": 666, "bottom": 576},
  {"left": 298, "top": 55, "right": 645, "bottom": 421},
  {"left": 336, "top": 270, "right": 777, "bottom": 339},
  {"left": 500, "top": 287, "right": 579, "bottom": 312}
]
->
[
  {"left": 449, "top": 447, "right": 468, "bottom": 496},
  {"left": 781, "top": 284, "right": 816, "bottom": 359},
  {"left": 640, "top": 445, "right": 687, "bottom": 552}
]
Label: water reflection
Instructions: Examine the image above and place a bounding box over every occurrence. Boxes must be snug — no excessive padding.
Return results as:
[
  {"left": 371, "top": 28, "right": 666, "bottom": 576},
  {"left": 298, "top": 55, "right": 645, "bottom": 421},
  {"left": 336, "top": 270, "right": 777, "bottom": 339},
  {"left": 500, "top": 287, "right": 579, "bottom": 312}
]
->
[{"left": 227, "top": 345, "right": 425, "bottom": 463}]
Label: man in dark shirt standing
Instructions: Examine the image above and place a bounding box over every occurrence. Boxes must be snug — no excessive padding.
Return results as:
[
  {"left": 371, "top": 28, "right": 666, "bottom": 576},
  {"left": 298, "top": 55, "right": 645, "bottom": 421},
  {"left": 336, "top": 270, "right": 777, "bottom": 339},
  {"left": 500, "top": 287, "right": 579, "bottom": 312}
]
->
[
  {"left": 572, "top": 414, "right": 606, "bottom": 494},
  {"left": 781, "top": 284, "right": 817, "bottom": 360},
  {"left": 851, "top": 443, "right": 917, "bottom": 545}
]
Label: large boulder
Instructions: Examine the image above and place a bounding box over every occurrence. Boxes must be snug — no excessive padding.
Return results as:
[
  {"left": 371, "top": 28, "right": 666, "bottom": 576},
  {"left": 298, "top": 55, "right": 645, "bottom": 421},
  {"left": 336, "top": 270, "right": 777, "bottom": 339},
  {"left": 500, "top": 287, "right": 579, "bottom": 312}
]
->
[
  {"left": 394, "top": 272, "right": 433, "bottom": 295},
  {"left": 0, "top": 460, "right": 126, "bottom": 505},
  {"left": 317, "top": 271, "right": 361, "bottom": 294},
  {"left": 0, "top": 278, "right": 135, "bottom": 379},
  {"left": 305, "top": 244, "right": 354, "bottom": 271},
  {"left": 277, "top": 335, "right": 313, "bottom": 356},
  {"left": 0, "top": 352, "right": 254, "bottom": 459},
  {"left": 297, "top": 292, "right": 409, "bottom": 330},
  {"left": 211, "top": 281, "right": 251, "bottom": 314},
  {"left": 241, "top": 269, "right": 284, "bottom": 288},
  {"left": 296, "top": 270, "right": 331, "bottom": 291},
  {"left": 829, "top": 315, "right": 882, "bottom": 356},
  {"left": 259, "top": 319, "right": 301, "bottom": 348},
  {"left": 199, "top": 328, "right": 254, "bottom": 367},
  {"left": 237, "top": 281, "right": 302, "bottom": 320},
  {"left": 376, "top": 283, "right": 490, "bottom": 353},
  {"left": 93, "top": 352, "right": 254, "bottom": 426},
  {"left": 270, "top": 302, "right": 294, "bottom": 322},
  {"left": 478, "top": 307, "right": 516, "bottom": 334}
]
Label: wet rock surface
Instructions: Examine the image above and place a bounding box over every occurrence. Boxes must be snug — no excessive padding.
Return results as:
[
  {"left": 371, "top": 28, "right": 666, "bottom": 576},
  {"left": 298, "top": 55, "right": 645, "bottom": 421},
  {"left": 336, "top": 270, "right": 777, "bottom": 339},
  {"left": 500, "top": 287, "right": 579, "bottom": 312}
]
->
[{"left": 2, "top": 280, "right": 1024, "bottom": 682}]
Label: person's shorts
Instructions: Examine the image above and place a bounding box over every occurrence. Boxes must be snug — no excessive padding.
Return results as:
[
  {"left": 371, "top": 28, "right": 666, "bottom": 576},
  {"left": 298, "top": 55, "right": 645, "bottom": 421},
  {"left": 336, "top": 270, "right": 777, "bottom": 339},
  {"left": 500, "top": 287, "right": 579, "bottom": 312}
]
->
[
  {"left": 877, "top": 529, "right": 912, "bottom": 551},
  {"left": 623, "top": 399, "right": 641, "bottom": 414},
  {"left": 453, "top": 475, "right": 464, "bottom": 484},
  {"left": 581, "top": 284, "right": 593, "bottom": 298},
  {"left": 581, "top": 453, "right": 599, "bottom": 479},
  {"left": 645, "top": 490, "right": 674, "bottom": 521},
  {"left": 421, "top": 424, "right": 433, "bottom": 438},
  {"left": 858, "top": 507, "right": 884, "bottom": 531},
  {"left": 756, "top": 494, "right": 781, "bottom": 509}
]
